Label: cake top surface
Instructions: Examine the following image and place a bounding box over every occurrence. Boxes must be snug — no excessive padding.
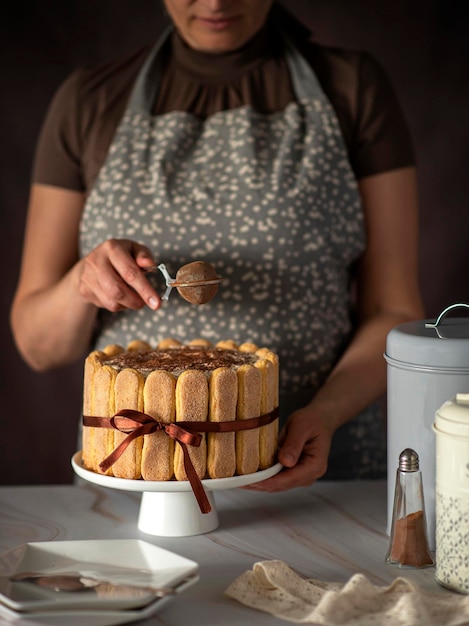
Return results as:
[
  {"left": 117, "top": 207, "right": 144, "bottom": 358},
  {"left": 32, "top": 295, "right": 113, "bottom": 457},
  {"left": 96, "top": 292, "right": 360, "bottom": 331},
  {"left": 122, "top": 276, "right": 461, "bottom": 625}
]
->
[{"left": 102, "top": 346, "right": 259, "bottom": 375}]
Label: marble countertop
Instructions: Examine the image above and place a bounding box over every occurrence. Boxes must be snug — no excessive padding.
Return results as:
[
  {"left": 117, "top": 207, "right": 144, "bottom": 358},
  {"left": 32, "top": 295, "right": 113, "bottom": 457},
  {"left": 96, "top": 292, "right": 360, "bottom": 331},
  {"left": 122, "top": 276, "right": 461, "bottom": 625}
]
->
[{"left": 0, "top": 480, "right": 443, "bottom": 625}]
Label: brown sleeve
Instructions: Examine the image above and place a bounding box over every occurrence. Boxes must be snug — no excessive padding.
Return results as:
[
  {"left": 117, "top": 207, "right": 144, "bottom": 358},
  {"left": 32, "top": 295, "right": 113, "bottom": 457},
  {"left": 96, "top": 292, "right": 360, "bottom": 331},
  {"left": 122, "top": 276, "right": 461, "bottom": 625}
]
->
[
  {"left": 31, "top": 70, "right": 85, "bottom": 191},
  {"left": 351, "top": 52, "right": 415, "bottom": 178},
  {"left": 31, "top": 46, "right": 149, "bottom": 193},
  {"left": 305, "top": 43, "right": 415, "bottom": 180}
]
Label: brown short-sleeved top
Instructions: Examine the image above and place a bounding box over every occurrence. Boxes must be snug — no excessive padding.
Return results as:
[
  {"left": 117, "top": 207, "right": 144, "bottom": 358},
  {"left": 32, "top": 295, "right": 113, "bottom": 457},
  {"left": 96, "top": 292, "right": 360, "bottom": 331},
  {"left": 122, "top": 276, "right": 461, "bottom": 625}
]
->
[{"left": 32, "top": 15, "right": 414, "bottom": 194}]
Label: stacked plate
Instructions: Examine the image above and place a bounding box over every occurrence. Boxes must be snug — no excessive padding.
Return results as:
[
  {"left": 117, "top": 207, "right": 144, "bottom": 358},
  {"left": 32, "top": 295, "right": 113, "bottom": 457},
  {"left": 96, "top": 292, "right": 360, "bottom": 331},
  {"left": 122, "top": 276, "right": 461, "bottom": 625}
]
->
[{"left": 0, "top": 539, "right": 199, "bottom": 625}]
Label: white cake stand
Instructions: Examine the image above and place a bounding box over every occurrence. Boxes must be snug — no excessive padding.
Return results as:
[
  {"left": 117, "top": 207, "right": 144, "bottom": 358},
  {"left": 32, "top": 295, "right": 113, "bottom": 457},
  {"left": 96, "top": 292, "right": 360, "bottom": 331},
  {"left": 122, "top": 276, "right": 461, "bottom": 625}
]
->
[{"left": 72, "top": 452, "right": 282, "bottom": 538}]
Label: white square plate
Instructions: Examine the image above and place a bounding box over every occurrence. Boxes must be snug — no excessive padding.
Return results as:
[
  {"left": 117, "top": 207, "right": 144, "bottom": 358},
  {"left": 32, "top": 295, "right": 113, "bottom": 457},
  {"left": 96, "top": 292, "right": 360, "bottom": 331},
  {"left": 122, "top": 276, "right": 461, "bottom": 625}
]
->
[
  {"left": 0, "top": 578, "right": 198, "bottom": 626},
  {"left": 0, "top": 540, "right": 198, "bottom": 613}
]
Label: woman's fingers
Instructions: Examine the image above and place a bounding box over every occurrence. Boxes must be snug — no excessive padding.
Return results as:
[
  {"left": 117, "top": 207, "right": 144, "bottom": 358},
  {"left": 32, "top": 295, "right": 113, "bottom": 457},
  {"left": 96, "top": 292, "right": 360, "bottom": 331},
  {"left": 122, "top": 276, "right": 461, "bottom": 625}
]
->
[
  {"left": 108, "top": 242, "right": 161, "bottom": 310},
  {"left": 243, "top": 407, "right": 333, "bottom": 492},
  {"left": 78, "top": 239, "right": 161, "bottom": 311}
]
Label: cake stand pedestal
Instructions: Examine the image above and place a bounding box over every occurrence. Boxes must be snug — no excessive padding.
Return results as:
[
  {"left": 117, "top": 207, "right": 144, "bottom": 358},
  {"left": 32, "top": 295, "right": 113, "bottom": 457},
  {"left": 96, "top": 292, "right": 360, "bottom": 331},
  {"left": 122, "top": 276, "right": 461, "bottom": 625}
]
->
[
  {"left": 72, "top": 452, "right": 282, "bottom": 537},
  {"left": 138, "top": 490, "right": 218, "bottom": 536}
]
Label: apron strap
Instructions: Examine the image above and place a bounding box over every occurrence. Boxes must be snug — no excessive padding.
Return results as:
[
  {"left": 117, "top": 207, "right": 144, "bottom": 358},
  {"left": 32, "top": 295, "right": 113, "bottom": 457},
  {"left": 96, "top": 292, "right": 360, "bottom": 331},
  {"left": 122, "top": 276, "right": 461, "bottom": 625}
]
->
[
  {"left": 128, "top": 25, "right": 173, "bottom": 112},
  {"left": 282, "top": 33, "right": 327, "bottom": 101}
]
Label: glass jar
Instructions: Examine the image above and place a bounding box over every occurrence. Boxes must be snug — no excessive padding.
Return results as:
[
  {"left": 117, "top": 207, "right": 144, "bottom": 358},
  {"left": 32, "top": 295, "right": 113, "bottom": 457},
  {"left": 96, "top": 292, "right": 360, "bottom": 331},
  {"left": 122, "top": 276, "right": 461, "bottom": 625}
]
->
[{"left": 433, "top": 393, "right": 469, "bottom": 592}]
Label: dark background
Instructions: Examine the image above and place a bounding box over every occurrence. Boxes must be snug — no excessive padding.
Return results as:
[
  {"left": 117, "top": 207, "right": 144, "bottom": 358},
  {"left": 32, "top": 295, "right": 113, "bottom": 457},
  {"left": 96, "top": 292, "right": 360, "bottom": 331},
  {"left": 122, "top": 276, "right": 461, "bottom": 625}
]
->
[{"left": 1, "top": 1, "right": 468, "bottom": 485}]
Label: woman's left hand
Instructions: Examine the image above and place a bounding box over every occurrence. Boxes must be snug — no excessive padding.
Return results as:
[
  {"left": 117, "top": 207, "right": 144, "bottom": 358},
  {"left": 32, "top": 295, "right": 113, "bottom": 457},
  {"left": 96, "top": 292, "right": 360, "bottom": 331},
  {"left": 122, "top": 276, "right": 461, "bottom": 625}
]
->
[{"left": 243, "top": 406, "right": 334, "bottom": 492}]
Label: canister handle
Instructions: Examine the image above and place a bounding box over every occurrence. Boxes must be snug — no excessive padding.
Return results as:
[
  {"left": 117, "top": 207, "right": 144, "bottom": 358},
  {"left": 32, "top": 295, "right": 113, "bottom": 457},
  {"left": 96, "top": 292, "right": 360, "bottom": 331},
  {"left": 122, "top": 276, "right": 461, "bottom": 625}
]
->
[{"left": 425, "top": 303, "right": 469, "bottom": 328}]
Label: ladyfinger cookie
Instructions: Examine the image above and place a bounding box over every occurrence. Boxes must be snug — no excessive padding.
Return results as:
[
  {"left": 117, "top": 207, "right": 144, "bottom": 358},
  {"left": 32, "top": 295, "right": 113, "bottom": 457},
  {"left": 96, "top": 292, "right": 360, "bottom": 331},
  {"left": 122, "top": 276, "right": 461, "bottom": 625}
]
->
[
  {"left": 207, "top": 367, "right": 237, "bottom": 479},
  {"left": 82, "top": 351, "right": 106, "bottom": 470},
  {"left": 236, "top": 364, "right": 262, "bottom": 475},
  {"left": 255, "top": 358, "right": 277, "bottom": 469},
  {"left": 188, "top": 338, "right": 212, "bottom": 348},
  {"left": 102, "top": 344, "right": 124, "bottom": 357},
  {"left": 215, "top": 339, "right": 239, "bottom": 350},
  {"left": 85, "top": 364, "right": 117, "bottom": 474},
  {"left": 239, "top": 342, "right": 259, "bottom": 353},
  {"left": 157, "top": 338, "right": 182, "bottom": 350},
  {"left": 141, "top": 370, "right": 176, "bottom": 480},
  {"left": 174, "top": 370, "right": 208, "bottom": 480},
  {"left": 256, "top": 348, "right": 279, "bottom": 407},
  {"left": 83, "top": 350, "right": 105, "bottom": 419},
  {"left": 112, "top": 368, "right": 144, "bottom": 479},
  {"left": 256, "top": 349, "right": 279, "bottom": 467},
  {"left": 127, "top": 339, "right": 152, "bottom": 352}
]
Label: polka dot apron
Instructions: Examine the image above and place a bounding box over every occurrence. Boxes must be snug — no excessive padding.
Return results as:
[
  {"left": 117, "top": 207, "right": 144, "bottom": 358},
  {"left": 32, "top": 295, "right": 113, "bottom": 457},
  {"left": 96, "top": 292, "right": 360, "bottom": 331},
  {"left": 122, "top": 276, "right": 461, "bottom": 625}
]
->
[{"left": 80, "top": 28, "right": 386, "bottom": 478}]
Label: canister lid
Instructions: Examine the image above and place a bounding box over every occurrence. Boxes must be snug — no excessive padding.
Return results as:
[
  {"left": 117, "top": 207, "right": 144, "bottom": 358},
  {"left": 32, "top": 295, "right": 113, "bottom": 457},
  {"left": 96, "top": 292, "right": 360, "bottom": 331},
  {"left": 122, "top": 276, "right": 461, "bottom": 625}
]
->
[
  {"left": 385, "top": 304, "right": 469, "bottom": 369},
  {"left": 434, "top": 394, "right": 469, "bottom": 437}
]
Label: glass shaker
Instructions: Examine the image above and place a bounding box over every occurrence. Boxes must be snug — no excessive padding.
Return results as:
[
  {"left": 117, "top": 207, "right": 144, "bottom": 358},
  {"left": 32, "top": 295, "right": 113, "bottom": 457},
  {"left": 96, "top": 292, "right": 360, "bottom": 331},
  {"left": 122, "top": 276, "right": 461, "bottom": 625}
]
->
[{"left": 385, "top": 448, "right": 434, "bottom": 568}]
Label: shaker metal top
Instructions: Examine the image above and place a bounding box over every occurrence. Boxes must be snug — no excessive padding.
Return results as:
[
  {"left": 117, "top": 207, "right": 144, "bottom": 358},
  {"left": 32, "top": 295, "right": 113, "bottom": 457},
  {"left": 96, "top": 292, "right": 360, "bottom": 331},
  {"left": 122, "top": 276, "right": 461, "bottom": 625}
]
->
[{"left": 398, "top": 448, "right": 419, "bottom": 472}]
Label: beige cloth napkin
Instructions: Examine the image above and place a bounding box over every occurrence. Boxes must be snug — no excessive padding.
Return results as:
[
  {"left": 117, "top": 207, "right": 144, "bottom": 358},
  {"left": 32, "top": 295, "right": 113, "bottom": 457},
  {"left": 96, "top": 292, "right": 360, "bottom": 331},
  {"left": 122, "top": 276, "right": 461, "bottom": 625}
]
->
[{"left": 225, "top": 560, "right": 469, "bottom": 626}]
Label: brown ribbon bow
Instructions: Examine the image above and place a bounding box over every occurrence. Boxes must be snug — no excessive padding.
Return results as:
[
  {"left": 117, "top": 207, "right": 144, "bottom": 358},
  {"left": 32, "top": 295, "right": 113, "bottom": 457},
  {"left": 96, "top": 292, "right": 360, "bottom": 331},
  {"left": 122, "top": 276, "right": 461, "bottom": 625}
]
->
[{"left": 83, "top": 408, "right": 278, "bottom": 514}]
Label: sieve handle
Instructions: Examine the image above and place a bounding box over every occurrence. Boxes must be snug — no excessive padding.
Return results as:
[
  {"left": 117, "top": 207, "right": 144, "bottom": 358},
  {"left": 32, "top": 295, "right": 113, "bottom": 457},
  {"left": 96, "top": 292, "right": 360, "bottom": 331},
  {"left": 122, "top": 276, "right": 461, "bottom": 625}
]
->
[{"left": 425, "top": 303, "right": 469, "bottom": 328}]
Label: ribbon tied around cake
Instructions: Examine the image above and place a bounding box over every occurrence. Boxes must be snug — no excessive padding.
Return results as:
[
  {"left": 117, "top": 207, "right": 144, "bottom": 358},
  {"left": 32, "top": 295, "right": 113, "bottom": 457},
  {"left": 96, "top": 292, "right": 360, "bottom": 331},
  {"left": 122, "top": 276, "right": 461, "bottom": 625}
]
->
[{"left": 83, "top": 408, "right": 279, "bottom": 514}]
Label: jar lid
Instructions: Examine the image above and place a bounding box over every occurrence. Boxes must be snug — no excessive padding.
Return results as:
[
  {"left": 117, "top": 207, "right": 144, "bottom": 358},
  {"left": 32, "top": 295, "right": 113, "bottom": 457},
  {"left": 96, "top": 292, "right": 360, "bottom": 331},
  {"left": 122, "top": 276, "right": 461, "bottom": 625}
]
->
[
  {"left": 434, "top": 394, "right": 469, "bottom": 437},
  {"left": 385, "top": 304, "right": 469, "bottom": 369}
]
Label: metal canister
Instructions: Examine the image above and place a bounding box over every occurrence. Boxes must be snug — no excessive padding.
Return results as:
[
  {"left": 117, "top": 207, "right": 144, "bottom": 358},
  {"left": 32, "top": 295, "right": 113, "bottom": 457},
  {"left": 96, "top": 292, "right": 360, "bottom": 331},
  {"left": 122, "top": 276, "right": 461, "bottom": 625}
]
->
[
  {"left": 385, "top": 304, "right": 469, "bottom": 550},
  {"left": 433, "top": 394, "right": 469, "bottom": 592}
]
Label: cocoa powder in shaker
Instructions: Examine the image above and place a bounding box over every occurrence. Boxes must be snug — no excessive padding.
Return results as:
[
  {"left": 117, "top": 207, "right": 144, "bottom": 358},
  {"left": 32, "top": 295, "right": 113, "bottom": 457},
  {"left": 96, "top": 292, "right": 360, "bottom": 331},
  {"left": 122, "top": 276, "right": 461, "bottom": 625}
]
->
[{"left": 389, "top": 510, "right": 434, "bottom": 566}]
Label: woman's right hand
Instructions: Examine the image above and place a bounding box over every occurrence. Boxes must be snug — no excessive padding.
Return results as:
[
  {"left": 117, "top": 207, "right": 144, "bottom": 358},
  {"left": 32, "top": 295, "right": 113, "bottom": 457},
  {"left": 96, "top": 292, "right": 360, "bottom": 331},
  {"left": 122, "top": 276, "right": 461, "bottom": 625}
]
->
[
  {"left": 11, "top": 185, "right": 163, "bottom": 370},
  {"left": 78, "top": 238, "right": 161, "bottom": 312}
]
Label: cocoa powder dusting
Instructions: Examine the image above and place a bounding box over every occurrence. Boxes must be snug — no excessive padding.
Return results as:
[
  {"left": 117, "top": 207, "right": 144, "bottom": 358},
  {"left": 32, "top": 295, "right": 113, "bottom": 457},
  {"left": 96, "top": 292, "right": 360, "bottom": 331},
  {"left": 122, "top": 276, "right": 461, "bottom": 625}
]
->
[{"left": 103, "top": 346, "right": 257, "bottom": 375}]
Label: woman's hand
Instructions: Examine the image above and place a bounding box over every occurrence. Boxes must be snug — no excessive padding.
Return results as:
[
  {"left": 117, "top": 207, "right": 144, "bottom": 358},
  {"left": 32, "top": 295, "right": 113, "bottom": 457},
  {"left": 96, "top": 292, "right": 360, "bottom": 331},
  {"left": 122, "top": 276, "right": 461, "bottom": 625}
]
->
[
  {"left": 11, "top": 186, "right": 162, "bottom": 370},
  {"left": 78, "top": 238, "right": 161, "bottom": 312},
  {"left": 244, "top": 406, "right": 334, "bottom": 492}
]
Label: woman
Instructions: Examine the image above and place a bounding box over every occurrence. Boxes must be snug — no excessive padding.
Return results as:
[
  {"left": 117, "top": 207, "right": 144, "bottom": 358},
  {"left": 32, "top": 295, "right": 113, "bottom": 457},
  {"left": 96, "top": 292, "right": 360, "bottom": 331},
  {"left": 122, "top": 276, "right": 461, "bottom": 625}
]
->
[{"left": 10, "top": 0, "right": 424, "bottom": 490}]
